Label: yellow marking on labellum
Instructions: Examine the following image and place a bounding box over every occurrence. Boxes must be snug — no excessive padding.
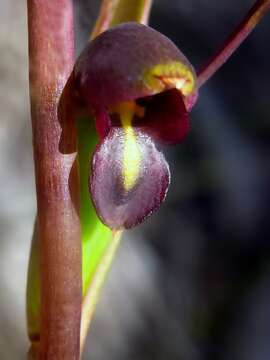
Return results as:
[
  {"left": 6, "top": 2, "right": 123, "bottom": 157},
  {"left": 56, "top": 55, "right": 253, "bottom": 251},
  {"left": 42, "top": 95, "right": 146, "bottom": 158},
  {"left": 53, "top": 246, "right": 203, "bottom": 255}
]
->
[
  {"left": 112, "top": 102, "right": 144, "bottom": 191},
  {"left": 144, "top": 61, "right": 196, "bottom": 97}
]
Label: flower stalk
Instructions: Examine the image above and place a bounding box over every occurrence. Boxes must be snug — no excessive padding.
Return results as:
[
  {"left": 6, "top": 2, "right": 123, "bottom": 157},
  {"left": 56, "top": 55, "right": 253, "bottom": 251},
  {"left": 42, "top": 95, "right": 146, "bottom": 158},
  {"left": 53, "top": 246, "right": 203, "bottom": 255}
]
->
[
  {"left": 198, "top": 0, "right": 270, "bottom": 87},
  {"left": 27, "top": 1, "right": 81, "bottom": 358}
]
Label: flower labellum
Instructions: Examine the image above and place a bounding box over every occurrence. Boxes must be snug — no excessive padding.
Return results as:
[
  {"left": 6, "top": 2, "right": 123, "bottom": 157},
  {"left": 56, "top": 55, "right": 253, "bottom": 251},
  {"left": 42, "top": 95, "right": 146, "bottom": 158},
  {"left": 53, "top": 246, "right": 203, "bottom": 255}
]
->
[{"left": 74, "top": 22, "right": 197, "bottom": 229}]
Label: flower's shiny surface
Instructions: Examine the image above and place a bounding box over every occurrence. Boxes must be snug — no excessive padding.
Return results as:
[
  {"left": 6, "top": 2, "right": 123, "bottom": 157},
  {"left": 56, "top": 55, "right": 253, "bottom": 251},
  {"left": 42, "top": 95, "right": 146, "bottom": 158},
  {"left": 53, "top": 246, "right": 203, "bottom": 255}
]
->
[
  {"left": 90, "top": 126, "right": 170, "bottom": 229},
  {"left": 74, "top": 22, "right": 197, "bottom": 229}
]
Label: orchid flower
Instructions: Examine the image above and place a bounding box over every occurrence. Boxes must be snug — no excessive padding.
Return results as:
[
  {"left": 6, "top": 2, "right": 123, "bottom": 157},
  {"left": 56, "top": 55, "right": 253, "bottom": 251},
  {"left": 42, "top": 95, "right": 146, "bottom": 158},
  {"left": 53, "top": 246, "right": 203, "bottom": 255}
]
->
[{"left": 74, "top": 22, "right": 197, "bottom": 229}]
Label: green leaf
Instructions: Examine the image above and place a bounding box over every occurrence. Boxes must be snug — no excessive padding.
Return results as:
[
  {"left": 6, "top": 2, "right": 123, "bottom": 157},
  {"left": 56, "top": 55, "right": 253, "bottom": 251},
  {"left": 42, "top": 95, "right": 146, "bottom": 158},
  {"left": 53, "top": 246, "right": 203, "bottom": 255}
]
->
[
  {"left": 76, "top": 118, "right": 112, "bottom": 295},
  {"left": 110, "top": 0, "right": 153, "bottom": 25},
  {"left": 26, "top": 221, "right": 40, "bottom": 341}
]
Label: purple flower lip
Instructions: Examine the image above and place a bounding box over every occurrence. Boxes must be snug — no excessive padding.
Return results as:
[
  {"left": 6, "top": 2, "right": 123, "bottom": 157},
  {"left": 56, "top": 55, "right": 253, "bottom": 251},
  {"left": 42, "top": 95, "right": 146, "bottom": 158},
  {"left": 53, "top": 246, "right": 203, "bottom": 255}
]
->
[
  {"left": 74, "top": 22, "right": 198, "bottom": 229},
  {"left": 90, "top": 126, "right": 170, "bottom": 229}
]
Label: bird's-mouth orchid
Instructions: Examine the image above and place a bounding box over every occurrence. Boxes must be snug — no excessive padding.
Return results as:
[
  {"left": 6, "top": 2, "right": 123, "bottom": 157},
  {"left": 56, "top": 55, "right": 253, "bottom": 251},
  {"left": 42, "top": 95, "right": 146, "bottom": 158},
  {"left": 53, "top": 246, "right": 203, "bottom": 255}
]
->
[{"left": 74, "top": 22, "right": 197, "bottom": 229}]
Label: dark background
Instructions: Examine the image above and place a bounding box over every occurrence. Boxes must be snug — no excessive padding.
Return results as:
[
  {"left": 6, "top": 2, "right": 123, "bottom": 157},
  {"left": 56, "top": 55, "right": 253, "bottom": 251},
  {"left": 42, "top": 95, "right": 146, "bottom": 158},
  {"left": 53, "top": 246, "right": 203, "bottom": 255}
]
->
[{"left": 0, "top": 1, "right": 269, "bottom": 359}]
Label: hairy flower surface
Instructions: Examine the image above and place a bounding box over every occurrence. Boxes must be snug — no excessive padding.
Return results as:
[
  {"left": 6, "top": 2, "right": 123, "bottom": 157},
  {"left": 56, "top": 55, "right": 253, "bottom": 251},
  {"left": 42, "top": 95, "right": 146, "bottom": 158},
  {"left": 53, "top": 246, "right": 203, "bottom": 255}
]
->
[{"left": 74, "top": 22, "right": 197, "bottom": 229}]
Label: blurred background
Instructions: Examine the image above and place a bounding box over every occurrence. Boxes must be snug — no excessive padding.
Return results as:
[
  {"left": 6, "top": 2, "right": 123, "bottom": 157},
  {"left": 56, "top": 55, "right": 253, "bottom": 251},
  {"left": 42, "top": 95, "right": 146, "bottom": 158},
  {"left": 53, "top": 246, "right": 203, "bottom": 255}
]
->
[{"left": 0, "top": 0, "right": 270, "bottom": 359}]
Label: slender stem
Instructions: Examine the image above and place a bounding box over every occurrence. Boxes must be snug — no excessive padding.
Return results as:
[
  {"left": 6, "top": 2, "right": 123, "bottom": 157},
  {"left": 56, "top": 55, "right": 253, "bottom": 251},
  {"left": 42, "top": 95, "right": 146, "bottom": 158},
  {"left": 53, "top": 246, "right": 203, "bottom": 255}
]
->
[
  {"left": 197, "top": 0, "right": 270, "bottom": 88},
  {"left": 27, "top": 1, "right": 81, "bottom": 359},
  {"left": 80, "top": 231, "right": 122, "bottom": 353}
]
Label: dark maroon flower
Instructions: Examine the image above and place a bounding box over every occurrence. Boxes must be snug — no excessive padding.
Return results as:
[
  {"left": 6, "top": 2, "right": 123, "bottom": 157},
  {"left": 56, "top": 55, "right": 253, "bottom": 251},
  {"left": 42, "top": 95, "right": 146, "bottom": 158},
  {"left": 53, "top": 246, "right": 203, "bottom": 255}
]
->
[{"left": 74, "top": 22, "right": 197, "bottom": 229}]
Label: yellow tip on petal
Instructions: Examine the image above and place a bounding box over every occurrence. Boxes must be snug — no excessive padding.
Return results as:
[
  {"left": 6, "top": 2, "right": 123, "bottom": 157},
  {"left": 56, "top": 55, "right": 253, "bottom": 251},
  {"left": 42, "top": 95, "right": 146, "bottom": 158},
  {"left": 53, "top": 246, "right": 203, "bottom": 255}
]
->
[{"left": 144, "top": 61, "right": 196, "bottom": 97}]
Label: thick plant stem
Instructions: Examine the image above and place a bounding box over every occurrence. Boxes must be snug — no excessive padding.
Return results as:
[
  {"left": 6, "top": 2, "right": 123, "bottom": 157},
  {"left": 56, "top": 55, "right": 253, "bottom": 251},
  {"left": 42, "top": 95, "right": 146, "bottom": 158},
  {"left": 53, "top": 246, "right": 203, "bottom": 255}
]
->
[
  {"left": 27, "top": 1, "right": 81, "bottom": 359},
  {"left": 198, "top": 0, "right": 270, "bottom": 87}
]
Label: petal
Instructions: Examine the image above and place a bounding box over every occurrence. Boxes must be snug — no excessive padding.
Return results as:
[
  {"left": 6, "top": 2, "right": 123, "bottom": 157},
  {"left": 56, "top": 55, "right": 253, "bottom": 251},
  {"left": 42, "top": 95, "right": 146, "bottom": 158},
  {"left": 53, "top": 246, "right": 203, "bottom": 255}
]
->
[
  {"left": 90, "top": 127, "right": 170, "bottom": 229},
  {"left": 94, "top": 107, "right": 111, "bottom": 139},
  {"left": 74, "top": 22, "right": 196, "bottom": 110},
  {"left": 134, "top": 88, "right": 189, "bottom": 144}
]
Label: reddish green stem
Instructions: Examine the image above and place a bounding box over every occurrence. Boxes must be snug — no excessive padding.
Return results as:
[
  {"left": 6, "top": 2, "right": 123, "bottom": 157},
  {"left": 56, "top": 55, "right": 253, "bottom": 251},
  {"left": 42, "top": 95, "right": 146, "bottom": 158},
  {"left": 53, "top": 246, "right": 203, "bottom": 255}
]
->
[
  {"left": 197, "top": 0, "right": 270, "bottom": 88},
  {"left": 27, "top": 1, "right": 81, "bottom": 359}
]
